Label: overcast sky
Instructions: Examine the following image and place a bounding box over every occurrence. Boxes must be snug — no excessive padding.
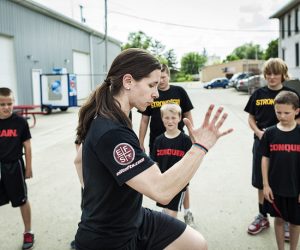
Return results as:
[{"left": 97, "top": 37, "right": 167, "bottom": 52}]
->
[{"left": 33, "top": 0, "right": 289, "bottom": 61}]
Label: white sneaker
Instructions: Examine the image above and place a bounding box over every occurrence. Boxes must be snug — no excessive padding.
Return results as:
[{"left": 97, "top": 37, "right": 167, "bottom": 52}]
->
[
  {"left": 184, "top": 211, "right": 194, "bottom": 226},
  {"left": 284, "top": 222, "right": 290, "bottom": 242}
]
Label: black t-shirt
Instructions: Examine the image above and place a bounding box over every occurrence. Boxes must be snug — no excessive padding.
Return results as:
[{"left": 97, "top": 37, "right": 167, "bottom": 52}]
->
[
  {"left": 141, "top": 85, "right": 193, "bottom": 150},
  {"left": 0, "top": 113, "right": 31, "bottom": 163},
  {"left": 261, "top": 125, "right": 300, "bottom": 197},
  {"left": 152, "top": 132, "right": 192, "bottom": 192},
  {"left": 77, "top": 116, "right": 154, "bottom": 249},
  {"left": 244, "top": 86, "right": 300, "bottom": 132},
  {"left": 151, "top": 132, "right": 192, "bottom": 173}
]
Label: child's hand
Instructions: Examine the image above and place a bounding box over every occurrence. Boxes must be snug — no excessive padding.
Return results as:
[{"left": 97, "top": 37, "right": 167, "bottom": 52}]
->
[
  {"left": 263, "top": 185, "right": 274, "bottom": 203},
  {"left": 256, "top": 130, "right": 265, "bottom": 140},
  {"left": 25, "top": 168, "right": 33, "bottom": 179}
]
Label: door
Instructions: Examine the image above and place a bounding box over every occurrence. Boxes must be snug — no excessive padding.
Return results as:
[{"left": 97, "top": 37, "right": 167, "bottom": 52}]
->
[
  {"left": 0, "top": 35, "right": 18, "bottom": 102},
  {"left": 32, "top": 69, "right": 43, "bottom": 105},
  {"left": 73, "top": 51, "right": 91, "bottom": 99}
]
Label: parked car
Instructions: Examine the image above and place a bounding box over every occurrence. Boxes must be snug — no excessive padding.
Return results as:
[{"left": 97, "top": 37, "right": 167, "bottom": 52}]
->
[
  {"left": 247, "top": 77, "right": 300, "bottom": 95},
  {"left": 248, "top": 75, "right": 267, "bottom": 95},
  {"left": 228, "top": 72, "right": 246, "bottom": 87},
  {"left": 230, "top": 72, "right": 255, "bottom": 89},
  {"left": 236, "top": 77, "right": 251, "bottom": 92},
  {"left": 284, "top": 79, "right": 300, "bottom": 95},
  {"left": 204, "top": 77, "right": 229, "bottom": 89}
]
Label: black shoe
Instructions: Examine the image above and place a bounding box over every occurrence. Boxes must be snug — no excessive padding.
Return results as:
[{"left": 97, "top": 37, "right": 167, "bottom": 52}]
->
[{"left": 70, "top": 240, "right": 76, "bottom": 249}]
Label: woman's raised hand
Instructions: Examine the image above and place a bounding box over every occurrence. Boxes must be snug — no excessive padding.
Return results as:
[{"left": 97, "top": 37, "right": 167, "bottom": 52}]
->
[{"left": 183, "top": 104, "right": 233, "bottom": 150}]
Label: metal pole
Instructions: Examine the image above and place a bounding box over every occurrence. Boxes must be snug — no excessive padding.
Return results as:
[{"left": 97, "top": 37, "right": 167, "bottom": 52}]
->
[
  {"left": 79, "top": 5, "right": 85, "bottom": 23},
  {"left": 255, "top": 45, "right": 258, "bottom": 60},
  {"left": 104, "top": 0, "right": 108, "bottom": 73}
]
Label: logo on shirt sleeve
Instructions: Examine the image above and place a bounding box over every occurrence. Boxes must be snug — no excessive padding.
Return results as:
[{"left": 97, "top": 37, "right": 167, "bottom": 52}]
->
[{"left": 113, "top": 143, "right": 135, "bottom": 165}]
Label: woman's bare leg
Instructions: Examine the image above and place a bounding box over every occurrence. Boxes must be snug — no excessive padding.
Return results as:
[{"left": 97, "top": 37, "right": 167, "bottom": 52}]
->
[{"left": 165, "top": 226, "right": 207, "bottom": 250}]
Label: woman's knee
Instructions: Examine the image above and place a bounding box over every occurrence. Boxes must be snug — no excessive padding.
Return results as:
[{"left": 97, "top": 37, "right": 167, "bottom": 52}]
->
[
  {"left": 197, "top": 233, "right": 208, "bottom": 250},
  {"left": 166, "top": 226, "right": 207, "bottom": 250}
]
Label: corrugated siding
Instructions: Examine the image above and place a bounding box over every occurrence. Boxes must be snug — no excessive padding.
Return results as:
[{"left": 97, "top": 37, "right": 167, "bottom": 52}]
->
[{"left": 0, "top": 0, "right": 121, "bottom": 104}]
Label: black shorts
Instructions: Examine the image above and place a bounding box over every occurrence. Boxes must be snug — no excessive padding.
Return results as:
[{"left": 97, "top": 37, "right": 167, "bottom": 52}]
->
[
  {"left": 251, "top": 138, "right": 263, "bottom": 189},
  {"left": 0, "top": 159, "right": 28, "bottom": 207},
  {"left": 157, "top": 191, "right": 185, "bottom": 212},
  {"left": 75, "top": 208, "right": 187, "bottom": 250},
  {"left": 263, "top": 194, "right": 300, "bottom": 225}
]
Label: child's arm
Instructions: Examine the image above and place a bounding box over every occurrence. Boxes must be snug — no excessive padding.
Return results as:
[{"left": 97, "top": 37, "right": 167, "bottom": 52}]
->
[
  {"left": 262, "top": 156, "right": 273, "bottom": 203},
  {"left": 183, "top": 111, "right": 193, "bottom": 126},
  {"left": 74, "top": 144, "right": 84, "bottom": 188},
  {"left": 23, "top": 139, "right": 32, "bottom": 178},
  {"left": 139, "top": 115, "right": 150, "bottom": 152},
  {"left": 248, "top": 114, "right": 264, "bottom": 139}
]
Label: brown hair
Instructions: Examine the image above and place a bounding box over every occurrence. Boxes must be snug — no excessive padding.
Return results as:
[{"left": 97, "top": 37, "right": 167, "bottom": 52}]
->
[
  {"left": 274, "top": 91, "right": 299, "bottom": 109},
  {"left": 76, "top": 48, "right": 161, "bottom": 143},
  {"left": 0, "top": 87, "right": 13, "bottom": 97},
  {"left": 263, "top": 58, "right": 289, "bottom": 82},
  {"left": 161, "top": 64, "right": 170, "bottom": 76}
]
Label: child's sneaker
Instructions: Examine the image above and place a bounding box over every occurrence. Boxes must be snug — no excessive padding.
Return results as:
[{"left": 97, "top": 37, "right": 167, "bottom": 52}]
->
[
  {"left": 22, "top": 232, "right": 34, "bottom": 250},
  {"left": 184, "top": 211, "right": 194, "bottom": 226},
  {"left": 247, "top": 214, "right": 270, "bottom": 235},
  {"left": 284, "top": 222, "right": 290, "bottom": 242}
]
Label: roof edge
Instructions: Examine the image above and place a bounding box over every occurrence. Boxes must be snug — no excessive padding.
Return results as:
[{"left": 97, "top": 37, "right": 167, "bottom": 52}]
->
[
  {"left": 10, "top": 0, "right": 122, "bottom": 45},
  {"left": 270, "top": 0, "right": 300, "bottom": 19}
]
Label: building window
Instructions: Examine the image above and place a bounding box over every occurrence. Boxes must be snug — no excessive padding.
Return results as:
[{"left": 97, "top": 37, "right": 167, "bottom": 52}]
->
[
  {"left": 282, "top": 48, "right": 285, "bottom": 61},
  {"left": 281, "top": 17, "right": 285, "bottom": 39},
  {"left": 296, "top": 8, "right": 299, "bottom": 33},
  {"left": 288, "top": 14, "right": 291, "bottom": 36},
  {"left": 296, "top": 43, "right": 299, "bottom": 67}
]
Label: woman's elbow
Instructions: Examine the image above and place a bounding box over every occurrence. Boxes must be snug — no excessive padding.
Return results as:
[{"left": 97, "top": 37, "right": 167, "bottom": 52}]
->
[{"left": 154, "top": 191, "right": 173, "bottom": 205}]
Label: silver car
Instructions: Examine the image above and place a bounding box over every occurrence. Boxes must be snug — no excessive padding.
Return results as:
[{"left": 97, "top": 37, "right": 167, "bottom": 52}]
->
[{"left": 248, "top": 75, "right": 267, "bottom": 95}]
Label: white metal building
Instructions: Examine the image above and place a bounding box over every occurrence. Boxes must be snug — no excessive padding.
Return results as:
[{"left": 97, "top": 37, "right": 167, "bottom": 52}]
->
[
  {"left": 271, "top": 0, "right": 300, "bottom": 79},
  {"left": 0, "top": 0, "right": 121, "bottom": 104}
]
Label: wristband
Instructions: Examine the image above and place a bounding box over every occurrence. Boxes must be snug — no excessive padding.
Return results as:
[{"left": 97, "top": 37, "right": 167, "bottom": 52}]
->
[{"left": 193, "top": 143, "right": 208, "bottom": 154}]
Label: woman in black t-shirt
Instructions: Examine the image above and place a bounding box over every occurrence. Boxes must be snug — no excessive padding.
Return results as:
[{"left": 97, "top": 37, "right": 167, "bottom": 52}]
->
[{"left": 74, "top": 48, "right": 233, "bottom": 250}]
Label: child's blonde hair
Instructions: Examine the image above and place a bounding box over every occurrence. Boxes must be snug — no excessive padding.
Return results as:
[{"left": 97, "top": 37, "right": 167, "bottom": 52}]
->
[
  {"left": 263, "top": 58, "right": 289, "bottom": 82},
  {"left": 160, "top": 103, "right": 182, "bottom": 118}
]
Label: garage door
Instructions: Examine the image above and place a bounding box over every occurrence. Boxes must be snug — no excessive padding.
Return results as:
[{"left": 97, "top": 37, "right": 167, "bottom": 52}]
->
[
  {"left": 0, "top": 36, "right": 18, "bottom": 102},
  {"left": 73, "top": 51, "right": 91, "bottom": 99}
]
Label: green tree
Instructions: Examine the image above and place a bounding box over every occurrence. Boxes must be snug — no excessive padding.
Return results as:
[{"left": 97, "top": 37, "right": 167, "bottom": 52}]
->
[
  {"left": 122, "top": 31, "right": 178, "bottom": 69},
  {"left": 164, "top": 49, "right": 178, "bottom": 70},
  {"left": 225, "top": 42, "right": 264, "bottom": 61},
  {"left": 122, "top": 31, "right": 152, "bottom": 50},
  {"left": 180, "top": 52, "right": 207, "bottom": 75},
  {"left": 263, "top": 39, "right": 278, "bottom": 59},
  {"left": 150, "top": 39, "right": 168, "bottom": 65},
  {"left": 150, "top": 39, "right": 165, "bottom": 57}
]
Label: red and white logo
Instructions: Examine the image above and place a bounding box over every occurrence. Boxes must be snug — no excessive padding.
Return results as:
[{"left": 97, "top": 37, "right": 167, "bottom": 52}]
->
[{"left": 113, "top": 143, "right": 135, "bottom": 165}]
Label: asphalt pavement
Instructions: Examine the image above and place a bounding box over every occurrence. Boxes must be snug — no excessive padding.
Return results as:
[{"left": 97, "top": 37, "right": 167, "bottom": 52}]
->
[{"left": 0, "top": 83, "right": 286, "bottom": 249}]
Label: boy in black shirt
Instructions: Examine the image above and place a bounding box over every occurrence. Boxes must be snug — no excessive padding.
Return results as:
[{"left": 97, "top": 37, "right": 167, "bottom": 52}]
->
[
  {"left": 152, "top": 103, "right": 192, "bottom": 218},
  {"left": 0, "top": 87, "right": 34, "bottom": 249},
  {"left": 139, "top": 64, "right": 195, "bottom": 225},
  {"left": 244, "top": 58, "right": 300, "bottom": 236},
  {"left": 261, "top": 91, "right": 300, "bottom": 250}
]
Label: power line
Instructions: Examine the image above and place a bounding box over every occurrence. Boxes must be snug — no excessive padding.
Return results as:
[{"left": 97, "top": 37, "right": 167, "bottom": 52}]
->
[{"left": 109, "top": 10, "right": 279, "bottom": 33}]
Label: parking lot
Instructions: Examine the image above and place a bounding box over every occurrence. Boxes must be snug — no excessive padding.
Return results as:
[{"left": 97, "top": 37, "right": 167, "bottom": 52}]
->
[{"left": 0, "top": 84, "right": 283, "bottom": 249}]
